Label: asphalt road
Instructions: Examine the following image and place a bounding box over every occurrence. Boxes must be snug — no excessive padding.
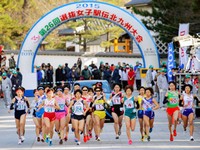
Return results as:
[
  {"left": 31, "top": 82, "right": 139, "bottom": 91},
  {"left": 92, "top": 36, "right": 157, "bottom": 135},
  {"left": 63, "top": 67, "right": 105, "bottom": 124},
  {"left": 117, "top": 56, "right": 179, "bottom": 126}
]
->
[{"left": 0, "top": 97, "right": 200, "bottom": 150}]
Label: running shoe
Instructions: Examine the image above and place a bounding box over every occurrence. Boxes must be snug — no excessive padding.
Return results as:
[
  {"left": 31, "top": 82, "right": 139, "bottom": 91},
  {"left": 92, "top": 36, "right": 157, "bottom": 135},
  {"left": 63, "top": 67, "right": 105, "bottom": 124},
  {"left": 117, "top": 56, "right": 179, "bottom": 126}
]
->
[
  {"left": 77, "top": 141, "right": 81, "bottom": 145},
  {"left": 147, "top": 136, "right": 150, "bottom": 142},
  {"left": 89, "top": 132, "right": 92, "bottom": 138},
  {"left": 95, "top": 135, "right": 98, "bottom": 140},
  {"left": 87, "top": 135, "right": 90, "bottom": 141},
  {"left": 71, "top": 127, "right": 75, "bottom": 132},
  {"left": 183, "top": 126, "right": 187, "bottom": 131},
  {"left": 21, "top": 136, "right": 25, "bottom": 143},
  {"left": 64, "top": 136, "right": 68, "bottom": 141},
  {"left": 190, "top": 137, "right": 194, "bottom": 141},
  {"left": 149, "top": 128, "right": 153, "bottom": 133},
  {"left": 173, "top": 130, "right": 177, "bottom": 137},
  {"left": 18, "top": 139, "right": 22, "bottom": 145},
  {"left": 49, "top": 140, "right": 52, "bottom": 146},
  {"left": 37, "top": 137, "right": 40, "bottom": 142},
  {"left": 45, "top": 137, "right": 49, "bottom": 143},
  {"left": 96, "top": 137, "right": 101, "bottom": 141},
  {"left": 57, "top": 132, "right": 61, "bottom": 139},
  {"left": 170, "top": 134, "right": 174, "bottom": 141},
  {"left": 74, "top": 138, "right": 78, "bottom": 143},
  {"left": 83, "top": 135, "right": 88, "bottom": 143},
  {"left": 128, "top": 139, "right": 132, "bottom": 145},
  {"left": 80, "top": 131, "right": 83, "bottom": 134},
  {"left": 116, "top": 135, "right": 119, "bottom": 139},
  {"left": 59, "top": 139, "right": 63, "bottom": 145},
  {"left": 41, "top": 138, "right": 44, "bottom": 142},
  {"left": 118, "top": 128, "right": 121, "bottom": 136},
  {"left": 141, "top": 136, "right": 144, "bottom": 142}
]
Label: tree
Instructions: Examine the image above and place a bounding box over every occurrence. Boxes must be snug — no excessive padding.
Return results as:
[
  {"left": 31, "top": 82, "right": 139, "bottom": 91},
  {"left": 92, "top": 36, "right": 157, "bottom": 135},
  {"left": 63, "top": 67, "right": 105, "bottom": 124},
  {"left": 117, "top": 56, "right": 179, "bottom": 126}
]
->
[{"left": 132, "top": 0, "right": 200, "bottom": 43}]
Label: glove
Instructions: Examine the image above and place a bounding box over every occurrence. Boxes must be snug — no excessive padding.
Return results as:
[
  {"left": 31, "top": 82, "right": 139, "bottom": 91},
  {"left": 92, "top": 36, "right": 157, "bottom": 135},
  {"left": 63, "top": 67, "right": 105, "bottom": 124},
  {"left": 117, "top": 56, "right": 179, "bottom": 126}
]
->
[
  {"left": 111, "top": 107, "right": 114, "bottom": 112},
  {"left": 27, "top": 110, "right": 31, "bottom": 114}
]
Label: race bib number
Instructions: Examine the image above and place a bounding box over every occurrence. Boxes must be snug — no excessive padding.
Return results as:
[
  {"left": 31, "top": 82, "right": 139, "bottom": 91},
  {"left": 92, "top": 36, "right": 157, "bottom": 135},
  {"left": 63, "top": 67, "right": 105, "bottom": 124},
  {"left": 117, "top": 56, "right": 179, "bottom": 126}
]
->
[
  {"left": 46, "top": 107, "right": 53, "bottom": 112},
  {"left": 74, "top": 105, "right": 83, "bottom": 113},
  {"left": 113, "top": 98, "right": 121, "bottom": 105},
  {"left": 95, "top": 104, "right": 104, "bottom": 110},
  {"left": 169, "top": 98, "right": 178, "bottom": 104},
  {"left": 59, "top": 104, "right": 65, "bottom": 110},
  {"left": 17, "top": 103, "right": 25, "bottom": 110},
  {"left": 126, "top": 102, "right": 134, "bottom": 109}
]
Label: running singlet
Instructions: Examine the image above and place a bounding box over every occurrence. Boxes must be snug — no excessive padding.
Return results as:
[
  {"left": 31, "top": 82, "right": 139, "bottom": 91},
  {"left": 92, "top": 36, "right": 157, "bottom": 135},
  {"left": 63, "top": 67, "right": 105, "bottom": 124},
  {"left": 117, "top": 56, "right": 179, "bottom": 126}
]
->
[
  {"left": 142, "top": 97, "right": 154, "bottom": 111},
  {"left": 124, "top": 96, "right": 136, "bottom": 114},
  {"left": 36, "top": 95, "right": 46, "bottom": 110},
  {"left": 93, "top": 95, "right": 105, "bottom": 111},
  {"left": 55, "top": 96, "right": 66, "bottom": 112},
  {"left": 137, "top": 95, "right": 144, "bottom": 110},
  {"left": 183, "top": 94, "right": 193, "bottom": 109},
  {"left": 111, "top": 92, "right": 122, "bottom": 106},
  {"left": 73, "top": 100, "right": 84, "bottom": 115},
  {"left": 167, "top": 91, "right": 179, "bottom": 108},
  {"left": 82, "top": 95, "right": 92, "bottom": 108},
  {"left": 14, "top": 97, "right": 27, "bottom": 111},
  {"left": 64, "top": 94, "right": 71, "bottom": 106},
  {"left": 44, "top": 99, "right": 55, "bottom": 113}
]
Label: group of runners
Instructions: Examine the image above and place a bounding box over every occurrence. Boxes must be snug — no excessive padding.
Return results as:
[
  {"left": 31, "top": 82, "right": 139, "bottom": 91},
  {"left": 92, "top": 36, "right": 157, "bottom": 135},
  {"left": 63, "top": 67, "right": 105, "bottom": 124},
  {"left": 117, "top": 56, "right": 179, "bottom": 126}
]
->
[{"left": 8, "top": 81, "right": 198, "bottom": 146}]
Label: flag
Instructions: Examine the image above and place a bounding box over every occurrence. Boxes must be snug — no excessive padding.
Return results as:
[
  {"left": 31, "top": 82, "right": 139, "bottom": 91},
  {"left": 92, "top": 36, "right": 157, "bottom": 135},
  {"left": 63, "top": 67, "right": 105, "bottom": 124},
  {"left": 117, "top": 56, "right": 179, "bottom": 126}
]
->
[
  {"left": 179, "top": 23, "right": 189, "bottom": 69},
  {"left": 167, "top": 42, "right": 175, "bottom": 81}
]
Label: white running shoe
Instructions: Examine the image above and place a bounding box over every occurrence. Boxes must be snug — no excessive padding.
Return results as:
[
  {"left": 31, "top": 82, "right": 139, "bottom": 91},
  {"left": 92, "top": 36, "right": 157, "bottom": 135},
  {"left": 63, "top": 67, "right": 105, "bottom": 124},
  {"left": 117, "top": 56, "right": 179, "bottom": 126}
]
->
[
  {"left": 21, "top": 136, "right": 25, "bottom": 142},
  {"left": 77, "top": 141, "right": 81, "bottom": 145},
  {"left": 18, "top": 139, "right": 22, "bottom": 145}
]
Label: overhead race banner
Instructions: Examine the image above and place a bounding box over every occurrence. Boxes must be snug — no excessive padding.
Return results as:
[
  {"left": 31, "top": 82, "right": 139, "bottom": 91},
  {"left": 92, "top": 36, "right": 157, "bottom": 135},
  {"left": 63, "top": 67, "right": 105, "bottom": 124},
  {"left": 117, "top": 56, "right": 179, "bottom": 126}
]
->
[
  {"left": 167, "top": 42, "right": 175, "bottom": 81},
  {"left": 17, "top": 1, "right": 160, "bottom": 91},
  {"left": 179, "top": 23, "right": 189, "bottom": 69}
]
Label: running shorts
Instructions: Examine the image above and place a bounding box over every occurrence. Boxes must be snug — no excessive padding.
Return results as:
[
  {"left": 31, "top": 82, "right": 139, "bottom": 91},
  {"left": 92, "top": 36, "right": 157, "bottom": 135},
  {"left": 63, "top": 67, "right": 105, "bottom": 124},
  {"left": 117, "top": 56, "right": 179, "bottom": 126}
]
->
[
  {"left": 55, "top": 112, "right": 66, "bottom": 120},
  {"left": 44, "top": 112, "right": 56, "bottom": 122},
  {"left": 94, "top": 110, "right": 106, "bottom": 119},
  {"left": 166, "top": 107, "right": 180, "bottom": 116},
  {"left": 144, "top": 111, "right": 155, "bottom": 119},
  {"left": 182, "top": 109, "right": 193, "bottom": 117},
  {"left": 14, "top": 110, "right": 26, "bottom": 120}
]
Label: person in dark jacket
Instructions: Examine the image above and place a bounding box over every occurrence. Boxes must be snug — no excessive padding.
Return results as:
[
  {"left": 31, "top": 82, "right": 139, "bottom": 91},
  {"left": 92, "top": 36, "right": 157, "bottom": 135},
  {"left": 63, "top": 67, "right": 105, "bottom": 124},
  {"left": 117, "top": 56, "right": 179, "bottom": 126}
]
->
[
  {"left": 81, "top": 65, "right": 91, "bottom": 80},
  {"left": 46, "top": 65, "right": 54, "bottom": 87},
  {"left": 55, "top": 65, "right": 63, "bottom": 86},
  {"left": 92, "top": 66, "right": 101, "bottom": 80},
  {"left": 103, "top": 67, "right": 111, "bottom": 83},
  {"left": 112, "top": 66, "right": 120, "bottom": 84},
  {"left": 16, "top": 68, "right": 23, "bottom": 86},
  {"left": 11, "top": 70, "right": 21, "bottom": 98},
  {"left": 36, "top": 66, "right": 42, "bottom": 86}
]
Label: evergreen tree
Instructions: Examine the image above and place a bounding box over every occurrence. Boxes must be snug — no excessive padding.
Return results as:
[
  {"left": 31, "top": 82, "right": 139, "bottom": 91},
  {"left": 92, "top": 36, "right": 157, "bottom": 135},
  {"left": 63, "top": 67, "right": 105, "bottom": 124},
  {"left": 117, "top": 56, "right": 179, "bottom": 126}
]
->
[{"left": 132, "top": 0, "right": 200, "bottom": 43}]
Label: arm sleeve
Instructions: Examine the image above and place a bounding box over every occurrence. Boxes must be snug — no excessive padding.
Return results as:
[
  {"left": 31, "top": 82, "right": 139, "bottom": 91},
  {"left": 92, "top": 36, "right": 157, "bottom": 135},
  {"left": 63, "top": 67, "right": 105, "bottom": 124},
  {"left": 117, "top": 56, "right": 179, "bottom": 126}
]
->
[
  {"left": 163, "top": 96, "right": 168, "bottom": 104},
  {"left": 26, "top": 100, "right": 30, "bottom": 108},
  {"left": 10, "top": 103, "right": 14, "bottom": 110}
]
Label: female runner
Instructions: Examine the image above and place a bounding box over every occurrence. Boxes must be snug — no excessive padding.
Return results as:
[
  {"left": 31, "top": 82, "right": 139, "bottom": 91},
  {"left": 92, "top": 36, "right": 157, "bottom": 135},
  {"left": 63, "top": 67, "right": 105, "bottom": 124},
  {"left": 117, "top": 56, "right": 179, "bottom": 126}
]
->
[
  {"left": 109, "top": 83, "right": 124, "bottom": 139},
  {"left": 8, "top": 87, "right": 30, "bottom": 144},
  {"left": 123, "top": 85, "right": 139, "bottom": 145},
  {"left": 137, "top": 86, "right": 146, "bottom": 141},
  {"left": 142, "top": 87, "right": 159, "bottom": 141},
  {"left": 39, "top": 88, "right": 60, "bottom": 146},
  {"left": 92, "top": 87, "right": 106, "bottom": 141},
  {"left": 163, "top": 81, "right": 180, "bottom": 141},
  {"left": 82, "top": 86, "right": 93, "bottom": 142},
  {"left": 55, "top": 87, "right": 67, "bottom": 144},
  {"left": 68, "top": 89, "right": 89, "bottom": 145},
  {"left": 180, "top": 84, "right": 199, "bottom": 141}
]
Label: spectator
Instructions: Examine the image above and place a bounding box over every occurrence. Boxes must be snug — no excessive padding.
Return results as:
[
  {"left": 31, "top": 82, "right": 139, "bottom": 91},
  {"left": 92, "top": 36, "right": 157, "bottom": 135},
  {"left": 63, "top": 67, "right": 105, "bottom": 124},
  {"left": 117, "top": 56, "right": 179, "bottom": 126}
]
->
[
  {"left": 81, "top": 65, "right": 91, "bottom": 80},
  {"left": 16, "top": 68, "right": 23, "bottom": 86},
  {"left": 92, "top": 66, "right": 101, "bottom": 80},
  {"left": 146, "top": 65, "right": 154, "bottom": 87},
  {"left": 46, "top": 65, "right": 54, "bottom": 87},
  {"left": 127, "top": 66, "right": 135, "bottom": 89},
  {"left": 112, "top": 66, "right": 120, "bottom": 84},
  {"left": 121, "top": 67, "right": 128, "bottom": 90},
  {"left": 89, "top": 61, "right": 95, "bottom": 69},
  {"left": 157, "top": 69, "right": 168, "bottom": 108},
  {"left": 1, "top": 72, "right": 12, "bottom": 107},
  {"left": 1, "top": 56, "right": 6, "bottom": 67},
  {"left": 68, "top": 67, "right": 78, "bottom": 83},
  {"left": 77, "top": 57, "right": 82, "bottom": 71},
  {"left": 110, "top": 64, "right": 115, "bottom": 72},
  {"left": 64, "top": 63, "right": 70, "bottom": 81},
  {"left": 10, "top": 70, "right": 20, "bottom": 98},
  {"left": 55, "top": 65, "right": 63, "bottom": 86},
  {"left": 135, "top": 64, "right": 142, "bottom": 90},
  {"left": 8, "top": 53, "right": 16, "bottom": 69},
  {"left": 134, "top": 61, "right": 139, "bottom": 71},
  {"left": 36, "top": 66, "right": 42, "bottom": 86},
  {"left": 103, "top": 67, "right": 111, "bottom": 83}
]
